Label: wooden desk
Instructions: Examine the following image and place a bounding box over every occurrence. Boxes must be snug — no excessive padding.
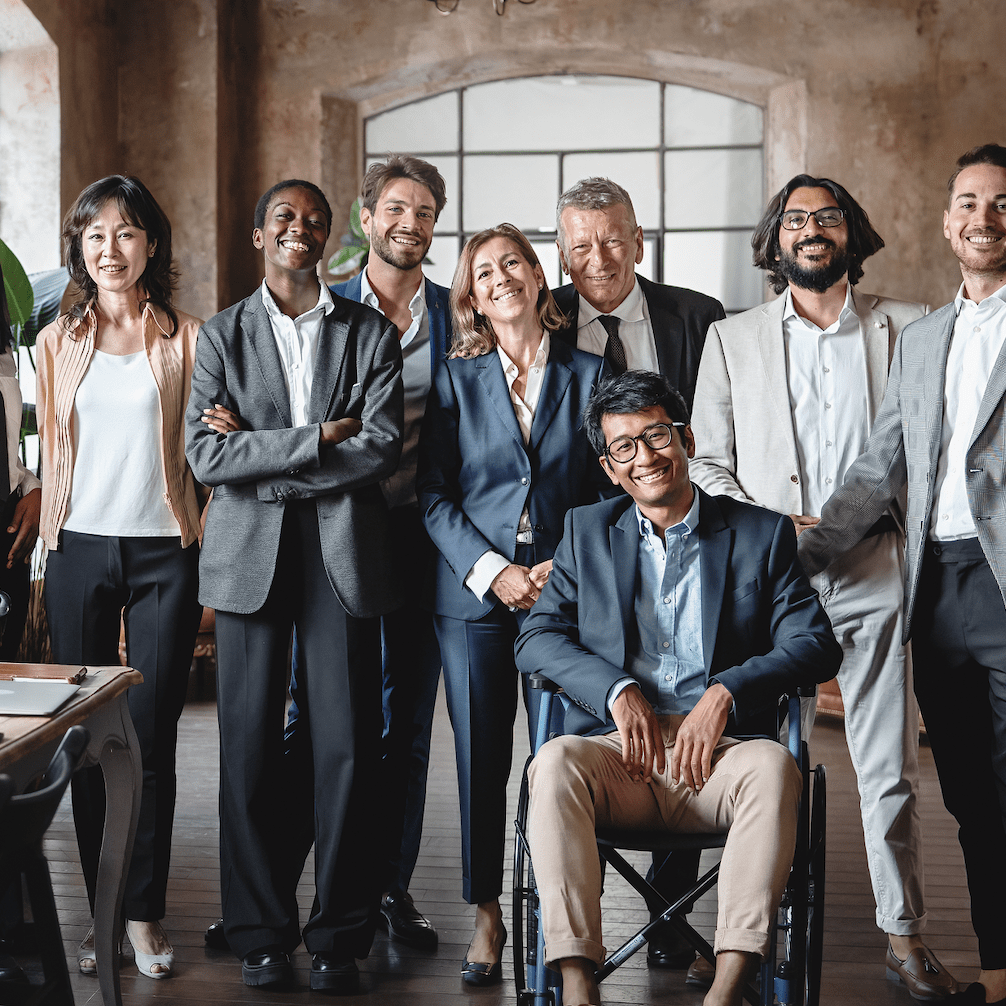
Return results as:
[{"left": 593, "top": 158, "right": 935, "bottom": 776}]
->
[{"left": 0, "top": 665, "right": 143, "bottom": 1006}]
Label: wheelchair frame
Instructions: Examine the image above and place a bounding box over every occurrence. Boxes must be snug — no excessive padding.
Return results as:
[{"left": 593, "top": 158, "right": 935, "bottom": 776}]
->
[{"left": 513, "top": 673, "right": 826, "bottom": 1006}]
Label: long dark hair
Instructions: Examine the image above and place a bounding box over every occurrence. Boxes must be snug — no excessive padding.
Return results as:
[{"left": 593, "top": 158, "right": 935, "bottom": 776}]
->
[{"left": 61, "top": 175, "right": 178, "bottom": 335}]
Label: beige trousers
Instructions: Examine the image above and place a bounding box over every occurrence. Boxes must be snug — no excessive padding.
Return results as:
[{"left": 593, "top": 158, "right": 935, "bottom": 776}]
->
[{"left": 526, "top": 717, "right": 802, "bottom": 966}]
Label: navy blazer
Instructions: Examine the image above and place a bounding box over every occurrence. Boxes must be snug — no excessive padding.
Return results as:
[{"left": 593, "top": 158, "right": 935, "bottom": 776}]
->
[
  {"left": 515, "top": 490, "right": 841, "bottom": 738},
  {"left": 331, "top": 274, "right": 452, "bottom": 371},
  {"left": 552, "top": 274, "right": 725, "bottom": 408},
  {"left": 417, "top": 338, "right": 611, "bottom": 621}
]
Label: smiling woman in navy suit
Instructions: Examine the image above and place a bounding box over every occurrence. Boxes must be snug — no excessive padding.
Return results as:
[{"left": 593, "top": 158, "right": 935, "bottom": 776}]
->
[{"left": 417, "top": 223, "right": 609, "bottom": 986}]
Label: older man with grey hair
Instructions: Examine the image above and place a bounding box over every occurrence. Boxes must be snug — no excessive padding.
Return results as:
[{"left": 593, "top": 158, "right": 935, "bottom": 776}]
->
[{"left": 552, "top": 176, "right": 724, "bottom": 408}]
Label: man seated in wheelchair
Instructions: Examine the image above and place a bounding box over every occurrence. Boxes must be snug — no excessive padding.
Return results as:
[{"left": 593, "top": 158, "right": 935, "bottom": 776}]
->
[{"left": 514, "top": 370, "right": 841, "bottom": 1006}]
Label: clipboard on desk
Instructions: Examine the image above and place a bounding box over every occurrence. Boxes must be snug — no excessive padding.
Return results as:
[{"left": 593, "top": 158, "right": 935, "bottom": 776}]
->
[
  {"left": 0, "top": 663, "right": 87, "bottom": 685},
  {"left": 0, "top": 679, "right": 80, "bottom": 716}
]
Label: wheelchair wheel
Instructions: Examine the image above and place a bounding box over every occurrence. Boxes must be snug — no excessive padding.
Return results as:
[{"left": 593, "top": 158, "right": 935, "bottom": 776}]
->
[{"left": 804, "top": 763, "right": 826, "bottom": 1006}]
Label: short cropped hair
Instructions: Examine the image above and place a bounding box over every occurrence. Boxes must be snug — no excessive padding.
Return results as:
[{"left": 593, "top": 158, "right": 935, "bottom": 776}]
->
[
  {"left": 583, "top": 370, "right": 689, "bottom": 456},
  {"left": 947, "top": 144, "right": 1006, "bottom": 204},
  {"left": 62, "top": 174, "right": 179, "bottom": 335},
  {"left": 361, "top": 154, "right": 447, "bottom": 221},
  {"left": 253, "top": 179, "right": 332, "bottom": 231},
  {"left": 448, "top": 223, "right": 567, "bottom": 359},
  {"left": 556, "top": 177, "right": 638, "bottom": 253},
  {"left": 751, "top": 174, "right": 885, "bottom": 294}
]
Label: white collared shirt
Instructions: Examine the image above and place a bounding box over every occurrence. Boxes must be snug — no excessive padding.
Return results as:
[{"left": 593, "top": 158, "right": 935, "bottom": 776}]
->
[
  {"left": 359, "top": 268, "right": 431, "bottom": 508},
  {"left": 259, "top": 279, "right": 334, "bottom": 427},
  {"left": 465, "top": 331, "right": 550, "bottom": 601},
  {"left": 575, "top": 278, "right": 659, "bottom": 373},
  {"left": 782, "top": 285, "right": 871, "bottom": 517},
  {"left": 931, "top": 282, "right": 1006, "bottom": 540}
]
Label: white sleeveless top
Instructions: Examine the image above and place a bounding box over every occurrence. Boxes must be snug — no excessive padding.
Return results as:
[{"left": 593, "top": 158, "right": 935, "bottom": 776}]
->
[{"left": 63, "top": 349, "right": 178, "bottom": 537}]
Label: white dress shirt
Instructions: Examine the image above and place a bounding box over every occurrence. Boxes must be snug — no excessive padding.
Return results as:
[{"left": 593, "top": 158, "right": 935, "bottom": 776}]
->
[
  {"left": 259, "top": 278, "right": 334, "bottom": 427},
  {"left": 782, "top": 285, "right": 871, "bottom": 517},
  {"left": 575, "top": 278, "right": 659, "bottom": 373},
  {"left": 465, "top": 331, "right": 551, "bottom": 602},
  {"left": 931, "top": 282, "right": 1006, "bottom": 540},
  {"left": 359, "top": 269, "right": 431, "bottom": 508}
]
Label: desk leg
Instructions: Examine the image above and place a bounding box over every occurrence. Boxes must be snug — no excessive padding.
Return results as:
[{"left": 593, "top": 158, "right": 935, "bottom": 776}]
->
[{"left": 89, "top": 695, "right": 142, "bottom": 1006}]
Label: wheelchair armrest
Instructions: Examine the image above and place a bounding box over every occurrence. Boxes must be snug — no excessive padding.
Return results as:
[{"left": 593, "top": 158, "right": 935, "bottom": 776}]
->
[{"left": 528, "top": 671, "right": 562, "bottom": 693}]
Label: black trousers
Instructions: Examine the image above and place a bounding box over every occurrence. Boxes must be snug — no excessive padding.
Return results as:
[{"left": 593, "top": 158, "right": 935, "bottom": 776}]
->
[
  {"left": 215, "top": 500, "right": 384, "bottom": 959},
  {"left": 45, "top": 531, "right": 201, "bottom": 920},
  {"left": 912, "top": 537, "right": 1006, "bottom": 969}
]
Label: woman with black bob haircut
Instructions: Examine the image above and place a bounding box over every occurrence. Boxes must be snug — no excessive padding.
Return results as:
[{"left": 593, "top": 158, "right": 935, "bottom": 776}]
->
[{"left": 37, "top": 175, "right": 204, "bottom": 979}]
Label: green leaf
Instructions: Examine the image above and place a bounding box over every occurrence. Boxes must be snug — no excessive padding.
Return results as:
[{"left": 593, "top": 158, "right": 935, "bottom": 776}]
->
[
  {"left": 0, "top": 238, "right": 33, "bottom": 329},
  {"left": 349, "top": 198, "right": 367, "bottom": 241},
  {"left": 327, "top": 246, "right": 366, "bottom": 277}
]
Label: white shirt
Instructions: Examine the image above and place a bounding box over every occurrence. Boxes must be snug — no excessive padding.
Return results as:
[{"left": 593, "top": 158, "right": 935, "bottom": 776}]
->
[
  {"left": 359, "top": 269, "right": 431, "bottom": 508},
  {"left": 464, "top": 331, "right": 551, "bottom": 602},
  {"left": 259, "top": 279, "right": 335, "bottom": 427},
  {"left": 575, "top": 278, "right": 659, "bottom": 373},
  {"left": 782, "top": 286, "right": 871, "bottom": 517},
  {"left": 931, "top": 282, "right": 1006, "bottom": 540}
]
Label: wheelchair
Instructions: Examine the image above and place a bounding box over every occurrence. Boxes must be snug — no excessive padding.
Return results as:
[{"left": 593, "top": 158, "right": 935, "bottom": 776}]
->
[{"left": 513, "top": 673, "right": 826, "bottom": 1006}]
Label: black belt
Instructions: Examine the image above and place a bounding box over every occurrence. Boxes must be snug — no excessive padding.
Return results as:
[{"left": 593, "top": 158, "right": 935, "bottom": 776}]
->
[{"left": 863, "top": 514, "right": 898, "bottom": 538}]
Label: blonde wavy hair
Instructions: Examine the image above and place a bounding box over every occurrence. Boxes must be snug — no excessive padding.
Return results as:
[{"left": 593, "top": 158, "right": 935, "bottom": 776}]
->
[{"left": 448, "top": 223, "right": 567, "bottom": 359}]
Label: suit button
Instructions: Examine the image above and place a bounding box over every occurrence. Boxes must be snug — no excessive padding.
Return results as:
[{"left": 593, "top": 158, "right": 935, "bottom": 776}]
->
[
  {"left": 521, "top": 477, "right": 529, "bottom": 486},
  {"left": 534, "top": 524, "right": 543, "bottom": 532},
  {"left": 790, "top": 474, "right": 799, "bottom": 483},
  {"left": 286, "top": 468, "right": 299, "bottom": 475},
  {"left": 287, "top": 489, "right": 299, "bottom": 498}
]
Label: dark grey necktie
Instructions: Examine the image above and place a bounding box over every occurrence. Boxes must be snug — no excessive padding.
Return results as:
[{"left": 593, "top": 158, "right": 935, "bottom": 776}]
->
[{"left": 598, "top": 315, "right": 626, "bottom": 375}]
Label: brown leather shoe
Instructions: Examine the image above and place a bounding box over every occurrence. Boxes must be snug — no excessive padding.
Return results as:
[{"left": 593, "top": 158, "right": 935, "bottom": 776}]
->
[
  {"left": 885, "top": 944, "right": 958, "bottom": 1001},
  {"left": 685, "top": 952, "right": 715, "bottom": 989}
]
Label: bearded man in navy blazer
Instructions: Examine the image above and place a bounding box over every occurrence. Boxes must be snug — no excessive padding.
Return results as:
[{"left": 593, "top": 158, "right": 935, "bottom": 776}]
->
[
  {"left": 515, "top": 371, "right": 840, "bottom": 1006},
  {"left": 186, "top": 179, "right": 403, "bottom": 994}
]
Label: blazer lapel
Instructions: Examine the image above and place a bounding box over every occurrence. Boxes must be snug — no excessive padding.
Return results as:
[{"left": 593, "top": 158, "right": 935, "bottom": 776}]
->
[
  {"left": 425, "top": 278, "right": 450, "bottom": 370},
  {"left": 475, "top": 354, "right": 524, "bottom": 447},
  {"left": 245, "top": 295, "right": 294, "bottom": 428},
  {"left": 643, "top": 275, "right": 684, "bottom": 383},
  {"left": 925, "top": 310, "right": 955, "bottom": 467},
  {"left": 697, "top": 491, "right": 732, "bottom": 674},
  {"left": 852, "top": 290, "right": 891, "bottom": 426},
  {"left": 528, "top": 344, "right": 573, "bottom": 451},
  {"left": 308, "top": 310, "right": 350, "bottom": 422},
  {"left": 610, "top": 503, "right": 641, "bottom": 667},
  {"left": 973, "top": 332, "right": 1006, "bottom": 449},
  {"left": 757, "top": 297, "right": 802, "bottom": 457}
]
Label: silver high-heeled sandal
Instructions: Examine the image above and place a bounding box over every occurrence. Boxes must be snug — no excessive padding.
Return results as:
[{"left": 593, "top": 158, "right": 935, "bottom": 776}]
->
[{"left": 126, "top": 920, "right": 174, "bottom": 979}]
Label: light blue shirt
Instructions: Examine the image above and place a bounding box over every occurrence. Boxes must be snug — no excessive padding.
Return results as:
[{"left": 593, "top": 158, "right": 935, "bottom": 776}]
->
[{"left": 608, "top": 487, "right": 706, "bottom": 715}]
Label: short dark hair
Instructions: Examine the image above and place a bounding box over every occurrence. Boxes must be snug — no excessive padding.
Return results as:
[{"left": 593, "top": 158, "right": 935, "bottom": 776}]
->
[
  {"left": 947, "top": 144, "right": 1006, "bottom": 204},
  {"left": 62, "top": 174, "right": 179, "bottom": 335},
  {"left": 254, "top": 179, "right": 332, "bottom": 230},
  {"left": 751, "top": 174, "right": 885, "bottom": 294},
  {"left": 583, "top": 370, "right": 689, "bottom": 456},
  {"left": 361, "top": 154, "right": 447, "bottom": 221}
]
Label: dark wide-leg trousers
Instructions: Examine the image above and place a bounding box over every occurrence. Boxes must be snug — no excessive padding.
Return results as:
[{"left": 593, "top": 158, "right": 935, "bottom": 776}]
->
[
  {"left": 215, "top": 501, "right": 383, "bottom": 959},
  {"left": 912, "top": 537, "right": 1006, "bottom": 969},
  {"left": 45, "top": 531, "right": 201, "bottom": 921}
]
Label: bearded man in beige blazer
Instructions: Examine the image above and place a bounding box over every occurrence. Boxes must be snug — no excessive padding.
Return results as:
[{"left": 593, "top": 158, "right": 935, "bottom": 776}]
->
[{"left": 690, "top": 175, "right": 958, "bottom": 1001}]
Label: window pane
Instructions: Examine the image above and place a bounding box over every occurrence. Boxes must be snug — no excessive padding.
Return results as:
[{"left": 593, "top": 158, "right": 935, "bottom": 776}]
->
[
  {"left": 364, "top": 154, "right": 460, "bottom": 234},
  {"left": 639, "top": 238, "right": 657, "bottom": 282},
  {"left": 664, "top": 149, "right": 763, "bottom": 230},
  {"left": 663, "top": 231, "right": 763, "bottom": 312},
  {"left": 366, "top": 91, "right": 458, "bottom": 154},
  {"left": 562, "top": 152, "right": 660, "bottom": 229},
  {"left": 529, "top": 241, "right": 561, "bottom": 291},
  {"left": 424, "top": 235, "right": 461, "bottom": 291},
  {"left": 462, "top": 154, "right": 558, "bottom": 232},
  {"left": 664, "top": 85, "right": 763, "bottom": 147},
  {"left": 463, "top": 75, "right": 660, "bottom": 153}
]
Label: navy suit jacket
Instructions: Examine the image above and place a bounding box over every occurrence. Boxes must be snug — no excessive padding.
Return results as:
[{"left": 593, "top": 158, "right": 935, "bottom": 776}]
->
[
  {"left": 417, "top": 338, "right": 611, "bottom": 621},
  {"left": 552, "top": 274, "right": 725, "bottom": 408},
  {"left": 331, "top": 273, "right": 452, "bottom": 371},
  {"left": 515, "top": 489, "right": 841, "bottom": 737}
]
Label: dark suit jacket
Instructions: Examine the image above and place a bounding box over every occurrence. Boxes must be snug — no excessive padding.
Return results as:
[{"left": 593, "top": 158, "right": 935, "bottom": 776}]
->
[
  {"left": 185, "top": 287, "right": 404, "bottom": 617},
  {"left": 552, "top": 274, "right": 726, "bottom": 407},
  {"left": 515, "top": 489, "right": 841, "bottom": 738},
  {"left": 330, "top": 274, "right": 453, "bottom": 368},
  {"left": 417, "top": 338, "right": 610, "bottom": 621}
]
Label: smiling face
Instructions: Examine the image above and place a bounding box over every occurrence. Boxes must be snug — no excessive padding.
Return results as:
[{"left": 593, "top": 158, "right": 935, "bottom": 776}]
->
[
  {"left": 468, "top": 236, "right": 544, "bottom": 328},
  {"left": 82, "top": 200, "right": 155, "bottom": 299},
  {"left": 599, "top": 405, "right": 695, "bottom": 520},
  {"left": 252, "top": 186, "right": 330, "bottom": 276},
  {"left": 776, "top": 186, "right": 850, "bottom": 294},
  {"left": 361, "top": 176, "right": 436, "bottom": 272},
  {"left": 944, "top": 162, "right": 1006, "bottom": 294},
  {"left": 558, "top": 204, "right": 644, "bottom": 315}
]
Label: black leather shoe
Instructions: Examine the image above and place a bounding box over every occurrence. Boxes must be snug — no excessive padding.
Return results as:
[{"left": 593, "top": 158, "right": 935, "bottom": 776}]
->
[
  {"left": 310, "top": 953, "right": 359, "bottom": 994},
  {"left": 646, "top": 923, "right": 695, "bottom": 969},
  {"left": 381, "top": 892, "right": 438, "bottom": 950},
  {"left": 241, "top": 946, "right": 292, "bottom": 987},
  {"left": 204, "top": 918, "right": 229, "bottom": 951}
]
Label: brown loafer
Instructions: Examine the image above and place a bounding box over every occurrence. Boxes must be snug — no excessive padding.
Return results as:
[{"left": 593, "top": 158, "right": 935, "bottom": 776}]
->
[
  {"left": 685, "top": 952, "right": 715, "bottom": 989},
  {"left": 885, "top": 943, "right": 958, "bottom": 1001}
]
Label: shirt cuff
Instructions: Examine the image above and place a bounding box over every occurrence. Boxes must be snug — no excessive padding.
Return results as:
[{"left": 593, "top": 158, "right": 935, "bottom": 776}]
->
[
  {"left": 606, "top": 677, "right": 637, "bottom": 715},
  {"left": 465, "top": 550, "right": 511, "bottom": 603}
]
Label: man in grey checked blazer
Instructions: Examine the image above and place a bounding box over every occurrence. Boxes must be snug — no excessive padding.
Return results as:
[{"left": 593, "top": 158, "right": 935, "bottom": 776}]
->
[{"left": 799, "top": 144, "right": 1006, "bottom": 1006}]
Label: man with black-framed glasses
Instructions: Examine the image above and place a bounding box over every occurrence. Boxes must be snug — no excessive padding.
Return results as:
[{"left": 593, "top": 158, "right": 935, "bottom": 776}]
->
[{"left": 689, "top": 175, "right": 956, "bottom": 998}]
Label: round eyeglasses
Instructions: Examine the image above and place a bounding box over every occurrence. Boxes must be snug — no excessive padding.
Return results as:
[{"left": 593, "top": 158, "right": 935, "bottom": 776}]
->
[
  {"left": 780, "top": 207, "right": 845, "bottom": 230},
  {"left": 605, "top": 422, "right": 685, "bottom": 463}
]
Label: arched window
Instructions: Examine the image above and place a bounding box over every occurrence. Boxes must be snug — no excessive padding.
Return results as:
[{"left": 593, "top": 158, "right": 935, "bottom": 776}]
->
[{"left": 365, "top": 75, "right": 764, "bottom": 312}]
